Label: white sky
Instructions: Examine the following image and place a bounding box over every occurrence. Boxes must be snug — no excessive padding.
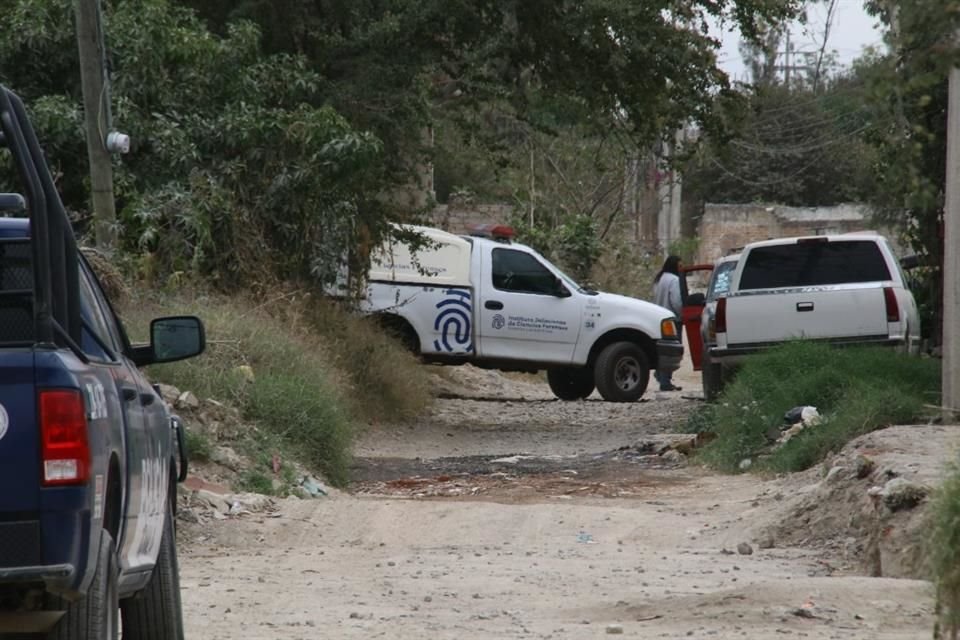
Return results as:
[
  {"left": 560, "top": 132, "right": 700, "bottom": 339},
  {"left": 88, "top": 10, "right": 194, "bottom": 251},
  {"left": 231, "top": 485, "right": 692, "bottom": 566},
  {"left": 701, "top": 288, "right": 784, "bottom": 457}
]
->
[{"left": 713, "top": 0, "right": 886, "bottom": 82}]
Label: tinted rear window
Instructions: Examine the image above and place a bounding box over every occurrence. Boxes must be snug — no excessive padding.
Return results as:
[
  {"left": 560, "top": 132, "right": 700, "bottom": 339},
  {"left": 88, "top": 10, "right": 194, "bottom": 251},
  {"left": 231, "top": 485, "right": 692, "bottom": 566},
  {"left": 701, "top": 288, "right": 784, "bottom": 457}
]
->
[{"left": 739, "top": 240, "right": 891, "bottom": 290}]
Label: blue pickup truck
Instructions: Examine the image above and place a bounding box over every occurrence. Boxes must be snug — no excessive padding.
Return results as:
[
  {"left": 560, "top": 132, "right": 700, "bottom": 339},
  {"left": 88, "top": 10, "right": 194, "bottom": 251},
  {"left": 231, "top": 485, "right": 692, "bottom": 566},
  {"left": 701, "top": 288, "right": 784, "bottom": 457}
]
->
[{"left": 0, "top": 86, "right": 203, "bottom": 638}]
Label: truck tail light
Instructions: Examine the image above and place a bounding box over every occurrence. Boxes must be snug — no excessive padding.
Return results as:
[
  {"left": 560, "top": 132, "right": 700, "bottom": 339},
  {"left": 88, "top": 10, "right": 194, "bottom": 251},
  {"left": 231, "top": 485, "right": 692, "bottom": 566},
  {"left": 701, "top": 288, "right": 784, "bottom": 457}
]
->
[
  {"left": 883, "top": 287, "right": 900, "bottom": 323},
  {"left": 715, "top": 297, "right": 727, "bottom": 333},
  {"left": 40, "top": 390, "right": 90, "bottom": 486}
]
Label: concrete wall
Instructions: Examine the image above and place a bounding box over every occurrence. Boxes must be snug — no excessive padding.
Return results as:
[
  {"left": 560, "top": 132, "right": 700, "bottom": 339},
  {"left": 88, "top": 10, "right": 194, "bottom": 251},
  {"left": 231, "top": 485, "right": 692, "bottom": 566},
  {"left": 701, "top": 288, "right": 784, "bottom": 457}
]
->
[{"left": 696, "top": 203, "right": 880, "bottom": 264}]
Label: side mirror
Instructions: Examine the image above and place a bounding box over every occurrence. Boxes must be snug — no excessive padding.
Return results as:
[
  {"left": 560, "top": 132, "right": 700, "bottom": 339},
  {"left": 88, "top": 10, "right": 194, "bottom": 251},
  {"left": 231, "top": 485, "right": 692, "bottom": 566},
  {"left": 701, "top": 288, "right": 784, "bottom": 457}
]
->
[
  {"left": 554, "top": 277, "right": 572, "bottom": 298},
  {"left": 148, "top": 316, "right": 205, "bottom": 364}
]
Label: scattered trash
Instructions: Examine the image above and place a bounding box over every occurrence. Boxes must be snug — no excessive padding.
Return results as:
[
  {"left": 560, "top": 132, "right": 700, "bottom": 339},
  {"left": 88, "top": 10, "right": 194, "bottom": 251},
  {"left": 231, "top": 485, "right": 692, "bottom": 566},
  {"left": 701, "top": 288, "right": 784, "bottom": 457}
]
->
[
  {"left": 738, "top": 458, "right": 753, "bottom": 471},
  {"left": 777, "top": 406, "right": 823, "bottom": 446},
  {"left": 784, "top": 406, "right": 819, "bottom": 426},
  {"left": 300, "top": 476, "right": 329, "bottom": 498},
  {"left": 577, "top": 531, "right": 597, "bottom": 544}
]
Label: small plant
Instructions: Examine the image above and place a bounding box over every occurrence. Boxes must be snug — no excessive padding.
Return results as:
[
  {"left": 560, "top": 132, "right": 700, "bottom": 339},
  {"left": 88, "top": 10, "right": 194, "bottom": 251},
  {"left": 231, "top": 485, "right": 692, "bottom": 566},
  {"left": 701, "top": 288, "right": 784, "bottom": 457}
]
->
[
  {"left": 237, "top": 469, "right": 274, "bottom": 495},
  {"left": 929, "top": 464, "right": 960, "bottom": 639},
  {"left": 183, "top": 428, "right": 213, "bottom": 462},
  {"left": 697, "top": 341, "right": 940, "bottom": 474}
]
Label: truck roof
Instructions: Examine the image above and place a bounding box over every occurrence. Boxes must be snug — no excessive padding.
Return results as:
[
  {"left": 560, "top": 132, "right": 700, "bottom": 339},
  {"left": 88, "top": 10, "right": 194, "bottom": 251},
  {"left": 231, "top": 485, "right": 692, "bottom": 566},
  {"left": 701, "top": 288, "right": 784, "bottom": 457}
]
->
[{"left": 742, "top": 233, "right": 888, "bottom": 251}]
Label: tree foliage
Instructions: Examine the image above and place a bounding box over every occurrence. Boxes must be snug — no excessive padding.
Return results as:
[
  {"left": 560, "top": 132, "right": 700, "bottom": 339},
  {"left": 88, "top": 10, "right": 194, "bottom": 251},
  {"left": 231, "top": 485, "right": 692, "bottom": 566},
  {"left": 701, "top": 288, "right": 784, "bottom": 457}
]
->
[{"left": 3, "top": 0, "right": 802, "bottom": 288}]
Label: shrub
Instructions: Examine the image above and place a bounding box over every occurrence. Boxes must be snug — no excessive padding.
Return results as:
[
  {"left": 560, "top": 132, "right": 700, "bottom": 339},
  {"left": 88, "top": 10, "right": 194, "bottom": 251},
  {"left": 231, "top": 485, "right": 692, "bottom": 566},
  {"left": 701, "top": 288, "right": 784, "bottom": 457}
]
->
[{"left": 696, "top": 341, "right": 940, "bottom": 474}]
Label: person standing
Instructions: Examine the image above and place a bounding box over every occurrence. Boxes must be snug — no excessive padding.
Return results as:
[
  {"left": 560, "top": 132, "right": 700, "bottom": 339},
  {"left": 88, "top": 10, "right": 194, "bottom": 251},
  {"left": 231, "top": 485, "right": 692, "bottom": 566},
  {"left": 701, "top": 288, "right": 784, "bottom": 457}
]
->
[{"left": 653, "top": 254, "right": 683, "bottom": 391}]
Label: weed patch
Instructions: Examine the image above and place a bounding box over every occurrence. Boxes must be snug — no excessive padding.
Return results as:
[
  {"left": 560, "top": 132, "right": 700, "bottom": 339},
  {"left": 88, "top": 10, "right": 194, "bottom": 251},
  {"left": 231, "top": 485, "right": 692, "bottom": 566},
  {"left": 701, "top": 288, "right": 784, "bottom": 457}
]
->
[
  {"left": 929, "top": 465, "right": 960, "bottom": 638},
  {"left": 120, "top": 289, "right": 429, "bottom": 486},
  {"left": 696, "top": 342, "right": 940, "bottom": 473}
]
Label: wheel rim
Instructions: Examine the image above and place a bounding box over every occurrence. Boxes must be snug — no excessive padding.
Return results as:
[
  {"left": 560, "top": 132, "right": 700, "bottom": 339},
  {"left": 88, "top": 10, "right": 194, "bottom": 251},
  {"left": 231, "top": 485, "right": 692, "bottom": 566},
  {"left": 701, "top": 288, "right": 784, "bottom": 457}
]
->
[{"left": 613, "top": 356, "right": 641, "bottom": 391}]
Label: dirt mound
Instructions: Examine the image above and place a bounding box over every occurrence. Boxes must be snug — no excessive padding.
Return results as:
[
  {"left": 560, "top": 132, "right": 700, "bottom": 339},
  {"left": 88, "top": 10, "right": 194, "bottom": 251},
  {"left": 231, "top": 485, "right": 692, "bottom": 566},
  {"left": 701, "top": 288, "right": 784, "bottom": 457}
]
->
[{"left": 761, "top": 424, "right": 960, "bottom": 578}]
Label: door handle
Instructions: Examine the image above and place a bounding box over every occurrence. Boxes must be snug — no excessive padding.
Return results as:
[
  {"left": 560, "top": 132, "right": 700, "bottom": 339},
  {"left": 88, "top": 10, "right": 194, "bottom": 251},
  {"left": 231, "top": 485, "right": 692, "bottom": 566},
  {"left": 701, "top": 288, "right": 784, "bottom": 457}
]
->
[
  {"left": 485, "top": 300, "right": 504, "bottom": 310},
  {"left": 121, "top": 387, "right": 138, "bottom": 403},
  {"left": 796, "top": 302, "right": 814, "bottom": 312}
]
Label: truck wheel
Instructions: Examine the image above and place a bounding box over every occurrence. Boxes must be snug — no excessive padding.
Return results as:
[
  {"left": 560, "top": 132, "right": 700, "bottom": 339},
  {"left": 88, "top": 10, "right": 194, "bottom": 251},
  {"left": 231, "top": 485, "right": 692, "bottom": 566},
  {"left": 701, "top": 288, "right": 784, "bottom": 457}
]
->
[
  {"left": 47, "top": 531, "right": 118, "bottom": 640},
  {"left": 701, "top": 352, "right": 723, "bottom": 402},
  {"left": 546, "top": 368, "right": 595, "bottom": 400},
  {"left": 120, "top": 503, "right": 185, "bottom": 640},
  {"left": 594, "top": 342, "right": 650, "bottom": 402}
]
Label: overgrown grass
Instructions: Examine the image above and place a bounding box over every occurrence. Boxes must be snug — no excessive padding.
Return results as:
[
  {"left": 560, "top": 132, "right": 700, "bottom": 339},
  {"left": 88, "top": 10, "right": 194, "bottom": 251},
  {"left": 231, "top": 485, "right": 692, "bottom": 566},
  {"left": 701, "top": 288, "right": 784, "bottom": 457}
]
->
[
  {"left": 695, "top": 341, "right": 940, "bottom": 474},
  {"left": 120, "top": 289, "right": 431, "bottom": 486},
  {"left": 928, "top": 465, "right": 960, "bottom": 638}
]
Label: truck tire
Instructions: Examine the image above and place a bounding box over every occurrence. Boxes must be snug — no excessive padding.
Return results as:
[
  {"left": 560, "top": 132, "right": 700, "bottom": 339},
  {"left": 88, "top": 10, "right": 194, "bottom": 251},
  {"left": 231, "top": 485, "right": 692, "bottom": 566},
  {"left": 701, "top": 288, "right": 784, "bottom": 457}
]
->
[
  {"left": 546, "top": 367, "right": 595, "bottom": 400},
  {"left": 120, "top": 503, "right": 185, "bottom": 640},
  {"left": 47, "top": 531, "right": 118, "bottom": 640},
  {"left": 594, "top": 341, "right": 650, "bottom": 402},
  {"left": 701, "top": 351, "right": 723, "bottom": 402}
]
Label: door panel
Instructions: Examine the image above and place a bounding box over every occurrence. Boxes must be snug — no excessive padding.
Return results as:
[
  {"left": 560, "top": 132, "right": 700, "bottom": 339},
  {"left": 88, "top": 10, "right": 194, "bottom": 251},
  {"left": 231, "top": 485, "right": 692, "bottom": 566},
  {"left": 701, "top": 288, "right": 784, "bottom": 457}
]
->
[{"left": 477, "top": 247, "right": 583, "bottom": 363}]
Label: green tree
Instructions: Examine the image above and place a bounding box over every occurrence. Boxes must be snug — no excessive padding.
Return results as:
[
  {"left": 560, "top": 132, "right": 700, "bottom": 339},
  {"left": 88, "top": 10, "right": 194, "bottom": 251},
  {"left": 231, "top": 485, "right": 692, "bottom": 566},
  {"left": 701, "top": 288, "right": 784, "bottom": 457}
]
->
[
  {"left": 683, "top": 72, "right": 880, "bottom": 209},
  {"left": 0, "top": 0, "right": 386, "bottom": 287}
]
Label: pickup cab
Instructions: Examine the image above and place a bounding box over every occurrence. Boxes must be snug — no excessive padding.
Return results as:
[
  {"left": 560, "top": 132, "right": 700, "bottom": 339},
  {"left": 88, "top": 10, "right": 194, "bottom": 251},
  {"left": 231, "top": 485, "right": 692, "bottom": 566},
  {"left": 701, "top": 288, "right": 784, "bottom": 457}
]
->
[
  {"left": 707, "top": 233, "right": 920, "bottom": 397},
  {"left": 0, "top": 85, "right": 204, "bottom": 639},
  {"left": 362, "top": 224, "right": 683, "bottom": 402}
]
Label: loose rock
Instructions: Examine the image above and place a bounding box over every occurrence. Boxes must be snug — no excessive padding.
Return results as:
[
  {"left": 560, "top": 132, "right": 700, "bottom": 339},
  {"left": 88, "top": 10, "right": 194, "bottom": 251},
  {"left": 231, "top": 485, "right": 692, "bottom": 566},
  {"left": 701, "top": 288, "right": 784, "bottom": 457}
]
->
[
  {"left": 880, "top": 477, "right": 929, "bottom": 512},
  {"left": 606, "top": 623, "right": 624, "bottom": 634},
  {"left": 737, "top": 542, "right": 754, "bottom": 556}
]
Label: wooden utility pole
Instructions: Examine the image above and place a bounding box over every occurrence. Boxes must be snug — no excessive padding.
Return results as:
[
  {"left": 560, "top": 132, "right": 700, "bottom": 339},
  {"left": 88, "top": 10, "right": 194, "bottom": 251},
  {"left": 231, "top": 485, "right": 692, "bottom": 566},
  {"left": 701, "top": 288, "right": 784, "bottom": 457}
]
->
[
  {"left": 74, "top": 0, "right": 117, "bottom": 251},
  {"left": 943, "top": 64, "right": 960, "bottom": 416}
]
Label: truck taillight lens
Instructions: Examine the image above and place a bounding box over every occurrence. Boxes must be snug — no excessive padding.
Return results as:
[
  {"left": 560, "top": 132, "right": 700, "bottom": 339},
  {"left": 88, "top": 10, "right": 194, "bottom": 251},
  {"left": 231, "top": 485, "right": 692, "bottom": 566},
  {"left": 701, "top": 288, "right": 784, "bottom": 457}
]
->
[
  {"left": 715, "top": 297, "right": 727, "bottom": 333},
  {"left": 883, "top": 287, "right": 900, "bottom": 323},
  {"left": 40, "top": 390, "right": 90, "bottom": 486}
]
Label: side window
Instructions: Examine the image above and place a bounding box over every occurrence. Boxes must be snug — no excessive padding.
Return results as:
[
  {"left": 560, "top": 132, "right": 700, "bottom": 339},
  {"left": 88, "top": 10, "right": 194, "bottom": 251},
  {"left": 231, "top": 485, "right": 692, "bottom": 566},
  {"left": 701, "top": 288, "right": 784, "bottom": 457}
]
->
[
  {"left": 707, "top": 261, "right": 737, "bottom": 301},
  {"left": 491, "top": 248, "right": 558, "bottom": 295},
  {"left": 78, "top": 261, "right": 122, "bottom": 361}
]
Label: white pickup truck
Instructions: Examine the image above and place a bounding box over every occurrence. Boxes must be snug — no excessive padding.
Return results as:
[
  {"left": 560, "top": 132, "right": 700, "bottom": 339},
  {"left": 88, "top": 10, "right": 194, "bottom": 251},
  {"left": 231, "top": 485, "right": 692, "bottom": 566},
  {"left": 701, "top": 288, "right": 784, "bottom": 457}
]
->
[
  {"left": 359, "top": 224, "right": 683, "bottom": 402},
  {"left": 707, "top": 233, "right": 920, "bottom": 397}
]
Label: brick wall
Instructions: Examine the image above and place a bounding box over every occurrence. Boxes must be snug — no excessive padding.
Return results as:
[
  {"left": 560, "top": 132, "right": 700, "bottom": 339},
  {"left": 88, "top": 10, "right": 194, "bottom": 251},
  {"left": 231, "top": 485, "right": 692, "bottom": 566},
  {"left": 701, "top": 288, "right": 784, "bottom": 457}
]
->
[
  {"left": 431, "top": 203, "right": 515, "bottom": 235},
  {"left": 696, "top": 203, "right": 881, "bottom": 264}
]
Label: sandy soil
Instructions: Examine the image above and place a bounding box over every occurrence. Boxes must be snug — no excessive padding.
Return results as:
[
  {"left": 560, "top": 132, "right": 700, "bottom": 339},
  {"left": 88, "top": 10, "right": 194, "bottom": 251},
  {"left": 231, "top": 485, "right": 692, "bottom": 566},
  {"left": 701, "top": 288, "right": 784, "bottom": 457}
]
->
[{"left": 178, "top": 358, "right": 944, "bottom": 639}]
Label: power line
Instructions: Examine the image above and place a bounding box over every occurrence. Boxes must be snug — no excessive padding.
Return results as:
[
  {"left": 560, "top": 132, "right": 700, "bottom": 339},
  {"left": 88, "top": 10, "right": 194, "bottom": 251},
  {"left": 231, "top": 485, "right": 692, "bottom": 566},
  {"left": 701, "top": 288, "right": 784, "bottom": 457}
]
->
[{"left": 729, "top": 122, "right": 872, "bottom": 155}]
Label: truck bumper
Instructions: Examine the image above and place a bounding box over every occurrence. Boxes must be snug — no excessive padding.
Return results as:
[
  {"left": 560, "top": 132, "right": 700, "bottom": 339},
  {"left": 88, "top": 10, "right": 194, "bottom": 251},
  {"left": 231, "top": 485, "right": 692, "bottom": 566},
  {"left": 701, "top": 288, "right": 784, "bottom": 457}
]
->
[
  {"left": 0, "top": 564, "right": 74, "bottom": 591},
  {"left": 656, "top": 340, "right": 684, "bottom": 373},
  {"left": 710, "top": 336, "right": 906, "bottom": 365}
]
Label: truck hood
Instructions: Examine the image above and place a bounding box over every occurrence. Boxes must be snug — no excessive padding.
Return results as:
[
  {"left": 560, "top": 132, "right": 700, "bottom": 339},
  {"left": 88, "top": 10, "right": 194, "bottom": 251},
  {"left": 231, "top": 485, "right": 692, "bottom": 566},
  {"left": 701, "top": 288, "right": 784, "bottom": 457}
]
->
[{"left": 591, "top": 291, "right": 673, "bottom": 320}]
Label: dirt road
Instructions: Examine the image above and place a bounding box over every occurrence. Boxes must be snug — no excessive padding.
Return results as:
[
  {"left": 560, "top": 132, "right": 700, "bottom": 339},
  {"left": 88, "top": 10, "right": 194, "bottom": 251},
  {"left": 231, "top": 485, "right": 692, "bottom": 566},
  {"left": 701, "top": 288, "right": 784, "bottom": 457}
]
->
[{"left": 178, "top": 361, "right": 938, "bottom": 639}]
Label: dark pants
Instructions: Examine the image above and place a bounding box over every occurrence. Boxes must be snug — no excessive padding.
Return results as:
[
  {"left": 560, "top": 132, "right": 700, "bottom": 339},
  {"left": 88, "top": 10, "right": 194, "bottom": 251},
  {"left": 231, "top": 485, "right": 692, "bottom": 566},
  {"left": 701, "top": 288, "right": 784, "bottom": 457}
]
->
[{"left": 655, "top": 324, "right": 681, "bottom": 390}]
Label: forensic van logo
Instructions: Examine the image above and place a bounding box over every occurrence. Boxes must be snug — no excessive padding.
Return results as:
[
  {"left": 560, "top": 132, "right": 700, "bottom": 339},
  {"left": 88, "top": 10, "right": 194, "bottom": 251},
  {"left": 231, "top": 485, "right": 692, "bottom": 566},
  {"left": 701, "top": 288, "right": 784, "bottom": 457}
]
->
[
  {"left": 492, "top": 314, "right": 506, "bottom": 330},
  {"left": 0, "top": 403, "right": 7, "bottom": 441},
  {"left": 433, "top": 289, "right": 474, "bottom": 353}
]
